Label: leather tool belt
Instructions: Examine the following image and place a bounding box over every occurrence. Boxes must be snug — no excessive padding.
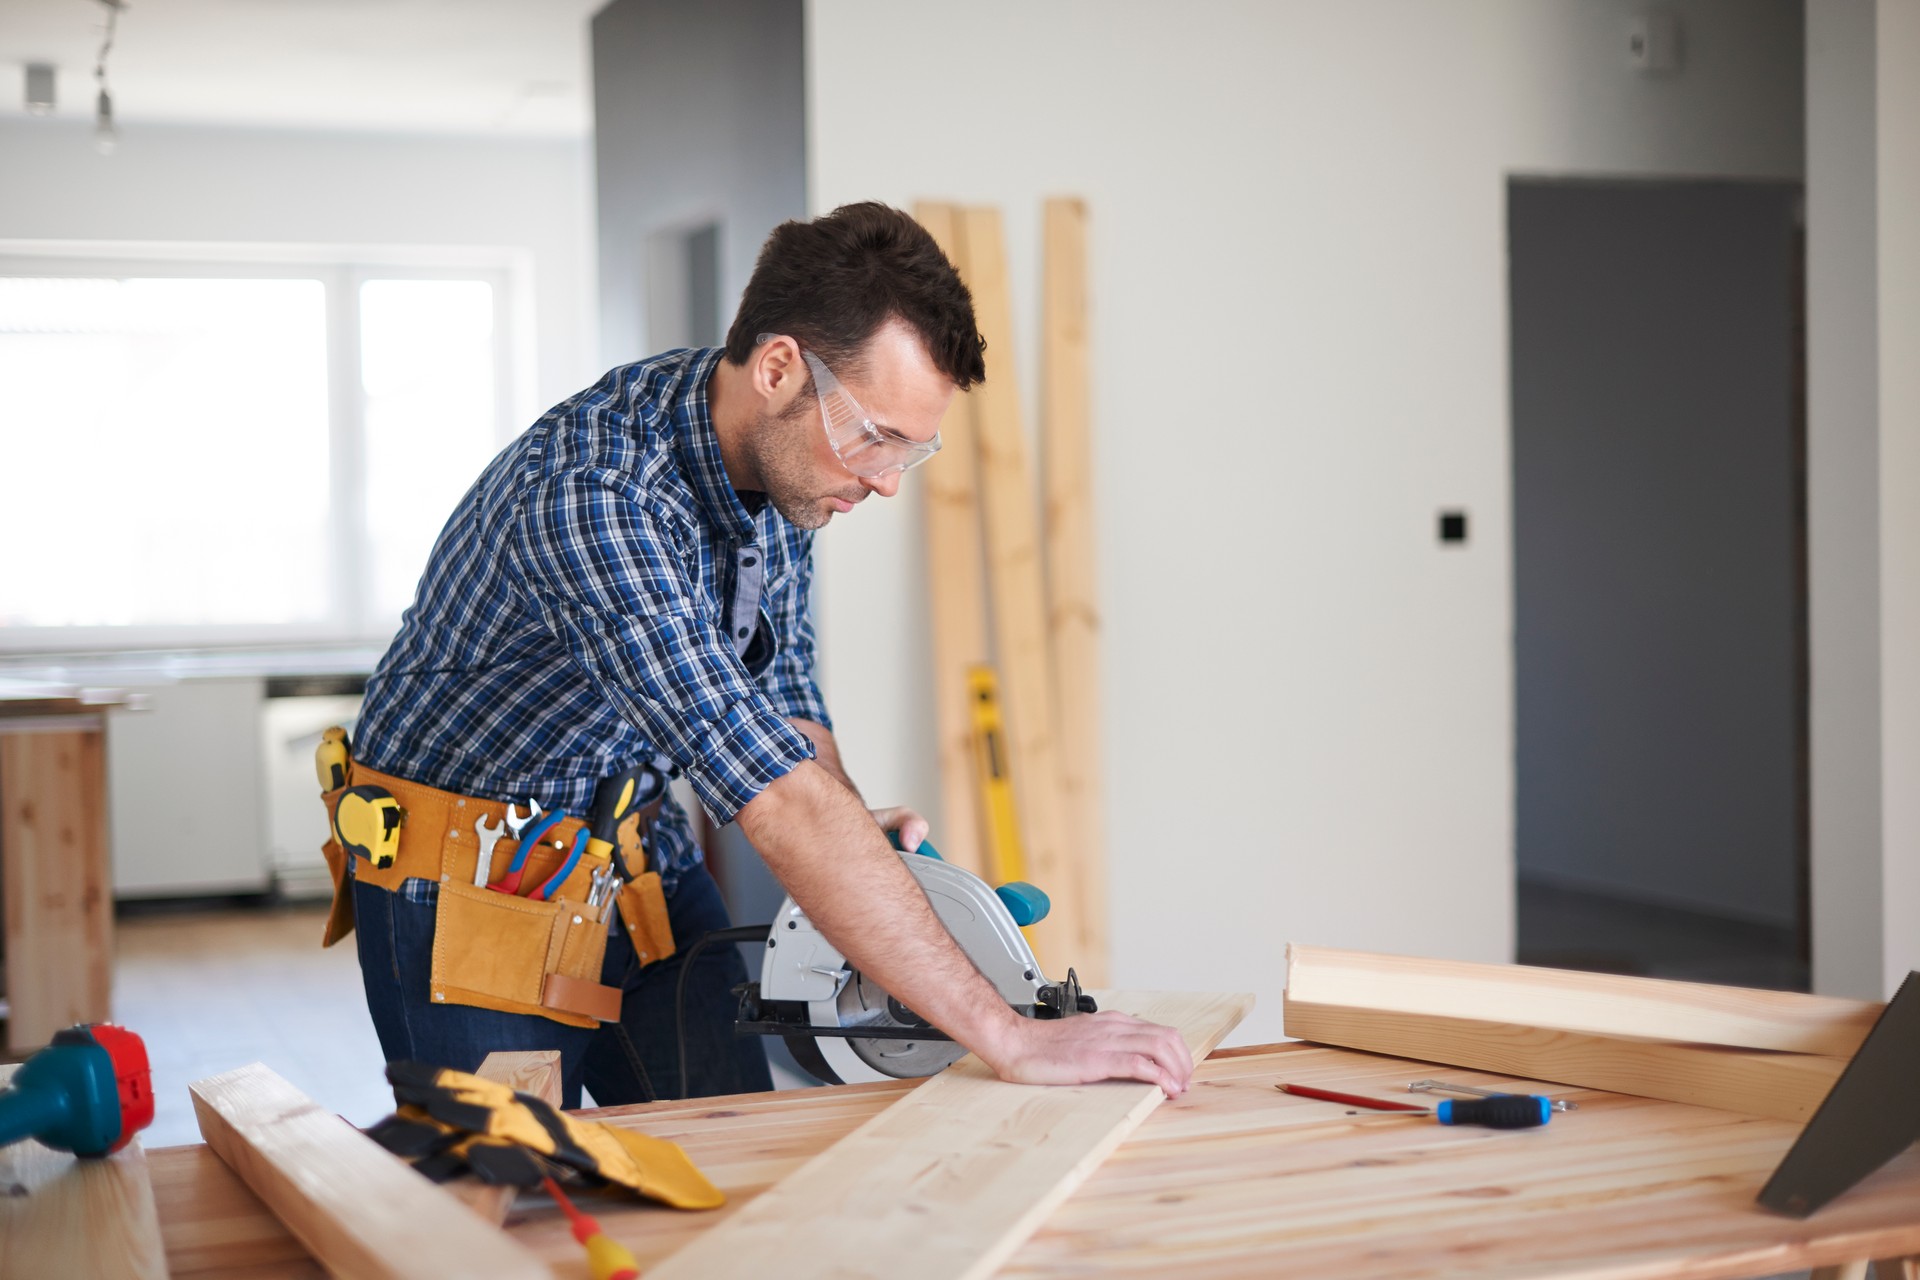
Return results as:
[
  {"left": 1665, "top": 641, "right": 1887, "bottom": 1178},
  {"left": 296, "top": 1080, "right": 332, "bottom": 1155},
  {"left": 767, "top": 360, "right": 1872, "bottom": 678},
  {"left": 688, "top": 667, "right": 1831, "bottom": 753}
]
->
[{"left": 318, "top": 753, "right": 673, "bottom": 1029}]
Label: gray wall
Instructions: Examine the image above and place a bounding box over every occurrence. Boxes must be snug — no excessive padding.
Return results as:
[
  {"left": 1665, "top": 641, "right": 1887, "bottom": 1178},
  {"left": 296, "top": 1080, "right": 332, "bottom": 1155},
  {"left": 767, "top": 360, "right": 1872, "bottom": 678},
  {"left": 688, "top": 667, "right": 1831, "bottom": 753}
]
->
[
  {"left": 590, "top": 0, "right": 808, "bottom": 942},
  {"left": 1512, "top": 178, "right": 1803, "bottom": 928},
  {"left": 591, "top": 0, "right": 806, "bottom": 367}
]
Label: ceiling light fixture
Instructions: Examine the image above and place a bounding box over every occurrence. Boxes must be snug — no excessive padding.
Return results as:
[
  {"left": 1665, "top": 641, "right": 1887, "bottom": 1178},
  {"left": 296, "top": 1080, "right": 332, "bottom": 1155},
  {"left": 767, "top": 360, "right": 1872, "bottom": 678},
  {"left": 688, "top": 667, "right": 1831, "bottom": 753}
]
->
[
  {"left": 93, "top": 0, "right": 127, "bottom": 155},
  {"left": 25, "top": 63, "right": 56, "bottom": 116}
]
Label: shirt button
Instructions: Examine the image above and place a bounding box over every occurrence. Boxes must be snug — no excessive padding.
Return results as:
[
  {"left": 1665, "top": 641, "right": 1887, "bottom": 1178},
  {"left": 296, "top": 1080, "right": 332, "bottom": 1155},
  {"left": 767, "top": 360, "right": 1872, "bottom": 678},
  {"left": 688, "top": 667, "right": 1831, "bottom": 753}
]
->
[
  {"left": 742, "top": 555, "right": 757, "bottom": 568},
  {"left": 737, "top": 627, "right": 750, "bottom": 638}
]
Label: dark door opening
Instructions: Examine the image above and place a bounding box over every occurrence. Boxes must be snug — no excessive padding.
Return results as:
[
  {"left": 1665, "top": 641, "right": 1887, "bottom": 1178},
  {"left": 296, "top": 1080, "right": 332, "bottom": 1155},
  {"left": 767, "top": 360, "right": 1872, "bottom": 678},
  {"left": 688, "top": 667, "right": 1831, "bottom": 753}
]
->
[{"left": 1510, "top": 177, "right": 1809, "bottom": 991}]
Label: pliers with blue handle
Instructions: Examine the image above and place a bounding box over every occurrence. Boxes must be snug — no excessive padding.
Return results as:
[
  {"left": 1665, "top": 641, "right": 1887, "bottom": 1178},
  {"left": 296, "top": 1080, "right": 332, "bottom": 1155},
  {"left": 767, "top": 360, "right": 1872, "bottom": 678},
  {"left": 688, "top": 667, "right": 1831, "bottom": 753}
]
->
[
  {"left": 489, "top": 809, "right": 566, "bottom": 895},
  {"left": 535, "top": 828, "right": 591, "bottom": 901}
]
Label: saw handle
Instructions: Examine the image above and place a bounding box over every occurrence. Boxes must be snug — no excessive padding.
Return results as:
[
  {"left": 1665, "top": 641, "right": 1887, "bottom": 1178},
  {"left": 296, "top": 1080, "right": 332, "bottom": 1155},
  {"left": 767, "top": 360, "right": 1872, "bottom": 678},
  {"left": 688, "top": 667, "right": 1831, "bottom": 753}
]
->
[
  {"left": 888, "top": 831, "right": 943, "bottom": 859},
  {"left": 886, "top": 832, "right": 1050, "bottom": 926}
]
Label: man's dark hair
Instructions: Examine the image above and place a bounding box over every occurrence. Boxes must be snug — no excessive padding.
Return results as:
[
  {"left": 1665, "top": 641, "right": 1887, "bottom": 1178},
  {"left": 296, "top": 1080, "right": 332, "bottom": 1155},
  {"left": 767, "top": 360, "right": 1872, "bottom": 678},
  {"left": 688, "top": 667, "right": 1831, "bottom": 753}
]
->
[{"left": 725, "top": 202, "right": 987, "bottom": 390}]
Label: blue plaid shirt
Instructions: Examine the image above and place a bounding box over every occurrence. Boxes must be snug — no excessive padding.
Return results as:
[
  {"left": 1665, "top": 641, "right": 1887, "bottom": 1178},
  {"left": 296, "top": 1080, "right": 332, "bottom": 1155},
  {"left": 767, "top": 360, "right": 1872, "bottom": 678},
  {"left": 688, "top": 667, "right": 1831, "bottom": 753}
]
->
[{"left": 355, "top": 347, "right": 828, "bottom": 889}]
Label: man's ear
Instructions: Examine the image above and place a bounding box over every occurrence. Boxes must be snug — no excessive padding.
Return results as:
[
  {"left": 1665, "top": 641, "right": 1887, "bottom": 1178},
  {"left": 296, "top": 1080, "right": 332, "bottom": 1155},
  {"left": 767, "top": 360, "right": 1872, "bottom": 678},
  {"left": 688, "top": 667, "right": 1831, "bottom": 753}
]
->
[{"left": 753, "top": 335, "right": 804, "bottom": 404}]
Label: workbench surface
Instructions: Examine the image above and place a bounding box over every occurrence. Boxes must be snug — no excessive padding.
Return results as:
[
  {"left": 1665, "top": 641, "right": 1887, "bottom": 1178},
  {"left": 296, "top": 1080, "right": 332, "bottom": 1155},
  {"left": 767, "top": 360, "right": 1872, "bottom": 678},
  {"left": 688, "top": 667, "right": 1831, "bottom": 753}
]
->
[{"left": 147, "top": 1041, "right": 1920, "bottom": 1278}]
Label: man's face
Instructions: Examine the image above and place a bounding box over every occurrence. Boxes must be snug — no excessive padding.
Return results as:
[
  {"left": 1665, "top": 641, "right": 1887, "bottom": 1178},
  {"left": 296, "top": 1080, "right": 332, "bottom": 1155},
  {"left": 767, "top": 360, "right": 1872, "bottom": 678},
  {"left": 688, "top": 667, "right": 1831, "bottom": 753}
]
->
[{"left": 749, "top": 319, "right": 954, "bottom": 530}]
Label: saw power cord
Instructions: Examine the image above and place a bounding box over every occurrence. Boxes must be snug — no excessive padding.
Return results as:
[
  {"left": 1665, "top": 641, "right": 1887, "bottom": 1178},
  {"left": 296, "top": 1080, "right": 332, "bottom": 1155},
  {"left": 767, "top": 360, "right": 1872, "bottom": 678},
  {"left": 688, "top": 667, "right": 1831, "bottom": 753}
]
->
[{"left": 673, "top": 925, "right": 770, "bottom": 1100}]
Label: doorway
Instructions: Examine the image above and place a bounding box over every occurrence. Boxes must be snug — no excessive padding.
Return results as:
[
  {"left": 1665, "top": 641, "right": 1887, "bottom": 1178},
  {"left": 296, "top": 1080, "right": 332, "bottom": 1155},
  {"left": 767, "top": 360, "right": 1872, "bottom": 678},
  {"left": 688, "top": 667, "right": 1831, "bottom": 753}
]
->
[{"left": 1509, "top": 177, "right": 1808, "bottom": 990}]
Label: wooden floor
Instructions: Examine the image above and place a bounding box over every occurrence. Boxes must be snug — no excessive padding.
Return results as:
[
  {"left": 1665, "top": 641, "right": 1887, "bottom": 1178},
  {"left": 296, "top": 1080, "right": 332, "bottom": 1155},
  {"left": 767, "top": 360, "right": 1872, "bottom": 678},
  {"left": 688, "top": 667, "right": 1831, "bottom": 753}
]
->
[
  {"left": 113, "top": 902, "right": 393, "bottom": 1148},
  {"left": 110, "top": 899, "right": 813, "bottom": 1149}
]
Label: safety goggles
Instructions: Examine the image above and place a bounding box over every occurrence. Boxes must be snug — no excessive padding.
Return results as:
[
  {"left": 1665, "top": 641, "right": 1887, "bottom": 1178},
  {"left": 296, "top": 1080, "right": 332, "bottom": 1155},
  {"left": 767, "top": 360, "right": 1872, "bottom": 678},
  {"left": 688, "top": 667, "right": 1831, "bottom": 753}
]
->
[{"left": 760, "top": 333, "right": 942, "bottom": 478}]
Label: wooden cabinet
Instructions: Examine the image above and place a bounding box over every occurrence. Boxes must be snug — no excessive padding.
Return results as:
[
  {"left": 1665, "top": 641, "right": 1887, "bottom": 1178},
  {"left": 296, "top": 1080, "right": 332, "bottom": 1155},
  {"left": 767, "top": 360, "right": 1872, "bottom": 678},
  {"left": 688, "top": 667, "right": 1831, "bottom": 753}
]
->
[{"left": 0, "top": 684, "right": 122, "bottom": 1053}]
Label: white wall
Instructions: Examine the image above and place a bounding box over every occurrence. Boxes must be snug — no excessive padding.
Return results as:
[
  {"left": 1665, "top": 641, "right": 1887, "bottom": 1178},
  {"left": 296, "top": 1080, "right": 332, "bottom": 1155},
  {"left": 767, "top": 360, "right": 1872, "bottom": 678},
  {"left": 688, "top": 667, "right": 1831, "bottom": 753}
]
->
[
  {"left": 0, "top": 120, "right": 598, "bottom": 416},
  {"left": 1807, "top": 0, "right": 1884, "bottom": 999},
  {"left": 1806, "top": 0, "right": 1920, "bottom": 1000},
  {"left": 1875, "top": 0, "right": 1920, "bottom": 998},
  {"left": 805, "top": 0, "right": 1802, "bottom": 1045}
]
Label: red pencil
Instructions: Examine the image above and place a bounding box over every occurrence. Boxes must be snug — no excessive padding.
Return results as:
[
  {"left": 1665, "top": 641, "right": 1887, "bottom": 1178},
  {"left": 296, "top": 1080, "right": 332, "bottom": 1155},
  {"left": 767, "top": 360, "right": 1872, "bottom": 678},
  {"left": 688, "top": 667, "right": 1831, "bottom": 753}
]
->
[{"left": 1277, "top": 1082, "right": 1430, "bottom": 1112}]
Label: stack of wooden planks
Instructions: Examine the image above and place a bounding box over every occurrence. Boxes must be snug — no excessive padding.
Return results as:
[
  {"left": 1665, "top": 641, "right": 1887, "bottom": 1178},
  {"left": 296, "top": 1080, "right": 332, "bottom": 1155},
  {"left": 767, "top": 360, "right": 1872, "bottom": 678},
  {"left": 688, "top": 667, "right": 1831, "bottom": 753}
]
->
[
  {"left": 1283, "top": 943, "right": 1881, "bottom": 1122},
  {"left": 913, "top": 199, "right": 1106, "bottom": 985}
]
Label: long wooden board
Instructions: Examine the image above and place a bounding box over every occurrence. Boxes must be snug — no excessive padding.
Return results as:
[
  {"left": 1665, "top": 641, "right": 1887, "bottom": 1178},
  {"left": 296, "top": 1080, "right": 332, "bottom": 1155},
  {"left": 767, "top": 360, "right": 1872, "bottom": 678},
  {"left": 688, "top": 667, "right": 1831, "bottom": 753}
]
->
[
  {"left": 190, "top": 1062, "right": 548, "bottom": 1280},
  {"left": 1287, "top": 944, "right": 1882, "bottom": 1055},
  {"left": 1040, "top": 196, "right": 1106, "bottom": 985},
  {"left": 0, "top": 1063, "right": 169, "bottom": 1279},
  {"left": 1284, "top": 998, "right": 1845, "bottom": 1122},
  {"left": 647, "top": 989, "right": 1253, "bottom": 1280},
  {"left": 913, "top": 199, "right": 992, "bottom": 880},
  {"left": 963, "top": 205, "right": 1078, "bottom": 978}
]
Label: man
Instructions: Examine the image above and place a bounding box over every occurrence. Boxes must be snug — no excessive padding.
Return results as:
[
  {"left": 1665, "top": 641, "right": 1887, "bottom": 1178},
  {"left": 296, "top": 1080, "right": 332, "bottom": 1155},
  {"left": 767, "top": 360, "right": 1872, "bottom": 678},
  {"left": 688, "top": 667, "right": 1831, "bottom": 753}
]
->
[{"left": 342, "top": 202, "right": 1191, "bottom": 1107}]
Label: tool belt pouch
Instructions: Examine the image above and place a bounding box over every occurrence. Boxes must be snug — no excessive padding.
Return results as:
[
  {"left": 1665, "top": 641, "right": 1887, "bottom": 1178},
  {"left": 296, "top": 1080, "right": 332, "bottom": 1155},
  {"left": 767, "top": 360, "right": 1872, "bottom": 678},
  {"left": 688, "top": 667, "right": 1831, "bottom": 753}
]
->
[
  {"left": 319, "top": 785, "right": 357, "bottom": 949},
  {"left": 430, "top": 882, "right": 619, "bottom": 1028},
  {"left": 616, "top": 871, "right": 676, "bottom": 967}
]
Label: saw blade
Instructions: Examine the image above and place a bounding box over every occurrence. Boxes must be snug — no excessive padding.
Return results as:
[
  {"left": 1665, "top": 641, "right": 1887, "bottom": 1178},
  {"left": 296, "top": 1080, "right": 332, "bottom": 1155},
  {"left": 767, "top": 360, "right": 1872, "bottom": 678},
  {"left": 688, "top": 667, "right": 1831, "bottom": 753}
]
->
[{"left": 834, "top": 969, "right": 968, "bottom": 1079}]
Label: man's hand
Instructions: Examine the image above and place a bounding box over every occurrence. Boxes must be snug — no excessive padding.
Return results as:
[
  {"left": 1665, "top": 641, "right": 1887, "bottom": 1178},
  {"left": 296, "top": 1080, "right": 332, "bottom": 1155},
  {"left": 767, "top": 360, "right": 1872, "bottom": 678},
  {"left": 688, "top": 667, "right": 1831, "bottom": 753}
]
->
[
  {"left": 868, "top": 805, "right": 930, "bottom": 852},
  {"left": 978, "top": 1011, "right": 1195, "bottom": 1099}
]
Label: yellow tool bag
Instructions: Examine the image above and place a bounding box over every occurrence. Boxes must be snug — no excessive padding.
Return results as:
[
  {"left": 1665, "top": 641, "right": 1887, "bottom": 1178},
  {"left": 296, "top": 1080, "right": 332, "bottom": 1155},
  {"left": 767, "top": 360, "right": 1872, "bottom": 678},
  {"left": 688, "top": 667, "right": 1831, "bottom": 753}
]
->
[
  {"left": 312, "top": 728, "right": 678, "bottom": 1029},
  {"left": 368, "top": 1062, "right": 724, "bottom": 1210}
]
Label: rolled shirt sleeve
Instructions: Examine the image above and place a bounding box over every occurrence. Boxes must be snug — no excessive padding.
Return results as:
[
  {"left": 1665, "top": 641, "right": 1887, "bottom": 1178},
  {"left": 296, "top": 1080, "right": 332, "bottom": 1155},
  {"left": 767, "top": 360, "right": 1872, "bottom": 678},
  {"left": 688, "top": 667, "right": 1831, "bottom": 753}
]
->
[{"left": 512, "top": 468, "right": 816, "bottom": 824}]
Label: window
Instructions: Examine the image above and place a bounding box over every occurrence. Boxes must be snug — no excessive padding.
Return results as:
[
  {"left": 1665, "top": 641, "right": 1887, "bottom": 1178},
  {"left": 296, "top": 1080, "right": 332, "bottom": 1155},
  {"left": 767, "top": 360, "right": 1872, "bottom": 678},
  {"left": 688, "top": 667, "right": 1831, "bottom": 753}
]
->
[{"left": 0, "top": 251, "right": 519, "bottom": 650}]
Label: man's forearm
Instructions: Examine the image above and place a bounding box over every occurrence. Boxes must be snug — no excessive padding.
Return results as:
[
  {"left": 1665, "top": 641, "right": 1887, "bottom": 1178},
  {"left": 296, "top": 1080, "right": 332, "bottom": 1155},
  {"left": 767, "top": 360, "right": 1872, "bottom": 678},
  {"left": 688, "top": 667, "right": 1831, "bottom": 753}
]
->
[
  {"left": 788, "top": 717, "right": 859, "bottom": 796},
  {"left": 736, "top": 760, "right": 1020, "bottom": 1060}
]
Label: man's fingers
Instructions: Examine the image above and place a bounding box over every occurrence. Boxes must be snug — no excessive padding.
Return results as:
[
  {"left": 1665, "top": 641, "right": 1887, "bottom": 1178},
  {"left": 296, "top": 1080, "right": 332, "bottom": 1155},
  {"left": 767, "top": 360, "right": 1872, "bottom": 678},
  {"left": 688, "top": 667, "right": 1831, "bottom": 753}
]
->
[
  {"left": 868, "top": 806, "right": 930, "bottom": 851},
  {"left": 1086, "top": 1012, "right": 1193, "bottom": 1088}
]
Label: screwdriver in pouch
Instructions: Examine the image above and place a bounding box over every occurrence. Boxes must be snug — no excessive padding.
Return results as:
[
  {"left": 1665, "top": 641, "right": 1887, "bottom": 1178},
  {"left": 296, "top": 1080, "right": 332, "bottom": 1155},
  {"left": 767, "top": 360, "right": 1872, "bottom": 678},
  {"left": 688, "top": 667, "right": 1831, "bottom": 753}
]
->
[{"left": 1277, "top": 1083, "right": 1552, "bottom": 1129}]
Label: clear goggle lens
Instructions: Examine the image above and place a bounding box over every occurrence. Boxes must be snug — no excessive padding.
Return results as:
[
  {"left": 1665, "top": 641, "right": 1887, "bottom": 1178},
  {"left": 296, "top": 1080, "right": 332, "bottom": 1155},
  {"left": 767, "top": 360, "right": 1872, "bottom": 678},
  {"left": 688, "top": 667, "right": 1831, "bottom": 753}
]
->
[{"left": 797, "top": 345, "right": 941, "bottom": 478}]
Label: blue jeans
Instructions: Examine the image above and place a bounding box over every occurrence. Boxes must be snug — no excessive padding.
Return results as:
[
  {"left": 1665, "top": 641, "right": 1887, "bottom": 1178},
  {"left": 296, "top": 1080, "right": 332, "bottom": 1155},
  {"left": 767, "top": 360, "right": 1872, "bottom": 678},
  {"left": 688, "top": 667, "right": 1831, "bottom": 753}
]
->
[{"left": 352, "top": 863, "right": 773, "bottom": 1108}]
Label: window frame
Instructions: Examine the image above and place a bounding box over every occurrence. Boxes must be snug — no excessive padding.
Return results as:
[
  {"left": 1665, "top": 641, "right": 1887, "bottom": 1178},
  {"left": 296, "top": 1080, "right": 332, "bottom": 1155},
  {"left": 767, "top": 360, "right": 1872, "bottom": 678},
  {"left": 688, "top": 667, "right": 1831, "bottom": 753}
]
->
[{"left": 0, "top": 241, "right": 525, "bottom": 654}]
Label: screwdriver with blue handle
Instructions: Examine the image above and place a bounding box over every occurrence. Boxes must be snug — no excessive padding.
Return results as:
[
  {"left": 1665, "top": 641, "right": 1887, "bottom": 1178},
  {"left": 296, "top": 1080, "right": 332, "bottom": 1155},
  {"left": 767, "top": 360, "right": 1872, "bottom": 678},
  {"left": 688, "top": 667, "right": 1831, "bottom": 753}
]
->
[{"left": 1278, "top": 1082, "right": 1553, "bottom": 1129}]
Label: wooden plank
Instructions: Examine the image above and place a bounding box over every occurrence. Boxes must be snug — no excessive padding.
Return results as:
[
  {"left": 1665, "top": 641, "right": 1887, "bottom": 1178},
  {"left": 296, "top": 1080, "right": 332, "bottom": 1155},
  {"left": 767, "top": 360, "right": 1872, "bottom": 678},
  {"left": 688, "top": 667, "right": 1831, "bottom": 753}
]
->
[
  {"left": 0, "top": 1063, "right": 169, "bottom": 1279},
  {"left": 1007, "top": 1043, "right": 1920, "bottom": 1280},
  {"left": 1283, "top": 998, "right": 1845, "bottom": 1122},
  {"left": 1287, "top": 943, "right": 1882, "bottom": 1056},
  {"left": 962, "top": 204, "right": 1078, "bottom": 978},
  {"left": 1040, "top": 195, "right": 1106, "bottom": 985},
  {"left": 148, "top": 1139, "right": 318, "bottom": 1278},
  {"left": 451, "top": 1050, "right": 562, "bottom": 1225},
  {"left": 1811, "top": 1265, "right": 1869, "bottom": 1280},
  {"left": 913, "top": 199, "right": 991, "bottom": 881},
  {"left": 646, "top": 989, "right": 1253, "bottom": 1280},
  {"left": 1, "top": 727, "right": 114, "bottom": 1052},
  {"left": 190, "top": 1062, "right": 548, "bottom": 1280}
]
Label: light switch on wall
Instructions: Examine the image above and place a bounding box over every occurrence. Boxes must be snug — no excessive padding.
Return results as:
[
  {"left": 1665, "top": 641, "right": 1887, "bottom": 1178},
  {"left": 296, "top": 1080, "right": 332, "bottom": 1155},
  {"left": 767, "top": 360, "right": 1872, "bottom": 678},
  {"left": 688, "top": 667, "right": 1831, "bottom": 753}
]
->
[{"left": 1628, "top": 13, "right": 1682, "bottom": 74}]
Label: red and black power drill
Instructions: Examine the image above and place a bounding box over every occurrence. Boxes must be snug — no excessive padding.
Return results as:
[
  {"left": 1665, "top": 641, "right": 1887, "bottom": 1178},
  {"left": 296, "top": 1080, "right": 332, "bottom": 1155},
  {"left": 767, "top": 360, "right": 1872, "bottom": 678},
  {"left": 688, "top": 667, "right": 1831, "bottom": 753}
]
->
[{"left": 0, "top": 1024, "right": 154, "bottom": 1157}]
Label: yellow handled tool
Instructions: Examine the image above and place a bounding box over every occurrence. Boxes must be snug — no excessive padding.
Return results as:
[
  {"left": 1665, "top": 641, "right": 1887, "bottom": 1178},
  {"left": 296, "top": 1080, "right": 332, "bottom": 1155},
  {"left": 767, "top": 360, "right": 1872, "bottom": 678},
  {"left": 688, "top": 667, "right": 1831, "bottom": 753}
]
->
[
  {"left": 314, "top": 726, "right": 350, "bottom": 793},
  {"left": 333, "top": 784, "right": 401, "bottom": 870},
  {"left": 587, "top": 763, "right": 665, "bottom": 875},
  {"left": 967, "top": 664, "right": 1027, "bottom": 885}
]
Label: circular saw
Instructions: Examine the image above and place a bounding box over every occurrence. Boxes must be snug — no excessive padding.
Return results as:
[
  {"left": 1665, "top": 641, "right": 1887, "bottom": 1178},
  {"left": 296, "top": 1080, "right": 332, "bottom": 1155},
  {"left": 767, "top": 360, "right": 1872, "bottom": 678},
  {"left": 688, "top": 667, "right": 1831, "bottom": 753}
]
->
[{"left": 734, "top": 840, "right": 1095, "bottom": 1085}]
